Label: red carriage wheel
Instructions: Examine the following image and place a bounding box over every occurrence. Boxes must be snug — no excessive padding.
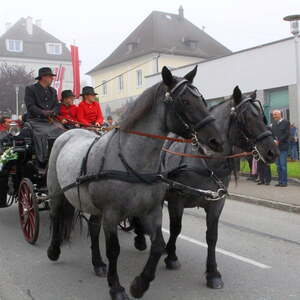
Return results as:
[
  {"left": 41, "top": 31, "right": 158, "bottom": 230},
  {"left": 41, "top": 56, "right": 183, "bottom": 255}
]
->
[{"left": 18, "top": 178, "right": 40, "bottom": 244}]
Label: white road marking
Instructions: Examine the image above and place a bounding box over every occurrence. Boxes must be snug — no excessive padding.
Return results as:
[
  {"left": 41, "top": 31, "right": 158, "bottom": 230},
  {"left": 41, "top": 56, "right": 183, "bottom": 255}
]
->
[{"left": 162, "top": 228, "right": 272, "bottom": 269}]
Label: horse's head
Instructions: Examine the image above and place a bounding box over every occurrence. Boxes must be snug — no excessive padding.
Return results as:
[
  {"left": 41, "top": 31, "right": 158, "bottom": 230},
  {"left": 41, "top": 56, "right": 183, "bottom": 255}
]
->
[
  {"left": 161, "top": 66, "right": 223, "bottom": 153},
  {"left": 230, "top": 86, "right": 279, "bottom": 163}
]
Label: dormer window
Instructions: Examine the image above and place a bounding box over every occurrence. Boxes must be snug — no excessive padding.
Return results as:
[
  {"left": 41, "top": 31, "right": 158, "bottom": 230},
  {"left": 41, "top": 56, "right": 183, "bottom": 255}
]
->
[
  {"left": 46, "top": 43, "right": 62, "bottom": 55},
  {"left": 127, "top": 42, "right": 138, "bottom": 52},
  {"left": 6, "top": 39, "right": 23, "bottom": 52}
]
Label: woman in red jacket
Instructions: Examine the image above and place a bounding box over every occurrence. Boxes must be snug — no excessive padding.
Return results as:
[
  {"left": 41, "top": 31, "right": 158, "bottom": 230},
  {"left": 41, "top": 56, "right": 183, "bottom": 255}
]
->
[
  {"left": 77, "top": 86, "right": 104, "bottom": 126},
  {"left": 57, "top": 90, "right": 78, "bottom": 124}
]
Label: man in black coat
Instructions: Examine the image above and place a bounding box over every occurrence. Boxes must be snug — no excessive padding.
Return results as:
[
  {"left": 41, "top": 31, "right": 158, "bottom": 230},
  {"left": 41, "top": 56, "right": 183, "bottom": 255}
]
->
[
  {"left": 271, "top": 110, "right": 290, "bottom": 187},
  {"left": 24, "top": 67, "right": 64, "bottom": 168}
]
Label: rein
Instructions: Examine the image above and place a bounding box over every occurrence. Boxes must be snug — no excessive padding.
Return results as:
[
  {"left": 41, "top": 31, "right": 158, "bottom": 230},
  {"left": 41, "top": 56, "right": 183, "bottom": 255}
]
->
[
  {"left": 162, "top": 147, "right": 252, "bottom": 160},
  {"left": 52, "top": 117, "right": 193, "bottom": 144}
]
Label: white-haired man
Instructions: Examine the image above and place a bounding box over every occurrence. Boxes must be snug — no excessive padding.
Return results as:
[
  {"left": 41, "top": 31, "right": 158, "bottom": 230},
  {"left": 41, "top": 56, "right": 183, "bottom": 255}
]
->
[{"left": 271, "top": 110, "right": 290, "bottom": 187}]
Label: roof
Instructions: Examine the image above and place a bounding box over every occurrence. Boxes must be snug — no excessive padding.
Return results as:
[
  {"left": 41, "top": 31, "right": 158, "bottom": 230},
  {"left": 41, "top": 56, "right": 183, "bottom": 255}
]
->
[
  {"left": 0, "top": 18, "right": 71, "bottom": 61},
  {"left": 87, "top": 10, "right": 231, "bottom": 74}
]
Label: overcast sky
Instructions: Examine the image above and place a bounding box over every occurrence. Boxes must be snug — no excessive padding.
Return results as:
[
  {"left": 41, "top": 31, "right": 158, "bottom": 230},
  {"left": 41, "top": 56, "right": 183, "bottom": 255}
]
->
[{"left": 1, "top": 0, "right": 300, "bottom": 81}]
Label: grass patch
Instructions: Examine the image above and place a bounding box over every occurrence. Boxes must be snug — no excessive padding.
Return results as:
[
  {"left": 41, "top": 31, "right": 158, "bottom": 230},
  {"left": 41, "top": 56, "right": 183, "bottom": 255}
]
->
[{"left": 240, "top": 159, "right": 300, "bottom": 179}]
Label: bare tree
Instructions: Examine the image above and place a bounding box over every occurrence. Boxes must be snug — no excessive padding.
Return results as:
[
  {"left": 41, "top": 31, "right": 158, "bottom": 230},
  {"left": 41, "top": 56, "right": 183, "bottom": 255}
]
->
[{"left": 0, "top": 63, "right": 35, "bottom": 115}]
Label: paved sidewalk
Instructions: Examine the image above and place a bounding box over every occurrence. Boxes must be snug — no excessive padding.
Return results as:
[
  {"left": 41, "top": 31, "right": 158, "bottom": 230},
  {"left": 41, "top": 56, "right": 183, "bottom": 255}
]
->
[{"left": 228, "top": 176, "right": 300, "bottom": 213}]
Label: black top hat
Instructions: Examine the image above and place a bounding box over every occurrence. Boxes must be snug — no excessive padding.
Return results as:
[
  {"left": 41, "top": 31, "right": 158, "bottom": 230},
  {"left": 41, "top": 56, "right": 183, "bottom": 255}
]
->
[
  {"left": 80, "top": 86, "right": 98, "bottom": 96},
  {"left": 35, "top": 67, "right": 56, "bottom": 80},
  {"left": 61, "top": 90, "right": 75, "bottom": 100}
]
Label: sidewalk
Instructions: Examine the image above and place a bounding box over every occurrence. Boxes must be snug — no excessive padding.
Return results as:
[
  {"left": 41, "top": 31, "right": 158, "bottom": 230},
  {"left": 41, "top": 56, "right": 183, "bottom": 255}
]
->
[{"left": 228, "top": 176, "right": 300, "bottom": 213}]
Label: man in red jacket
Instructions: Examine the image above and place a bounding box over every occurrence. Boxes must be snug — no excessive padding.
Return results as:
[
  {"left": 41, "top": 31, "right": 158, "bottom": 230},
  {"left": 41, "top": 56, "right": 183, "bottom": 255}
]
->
[
  {"left": 58, "top": 90, "right": 78, "bottom": 125},
  {"left": 77, "top": 86, "right": 103, "bottom": 126}
]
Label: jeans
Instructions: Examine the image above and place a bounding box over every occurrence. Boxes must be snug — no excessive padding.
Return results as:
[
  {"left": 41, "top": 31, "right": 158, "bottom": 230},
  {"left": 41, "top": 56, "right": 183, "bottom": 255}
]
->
[
  {"left": 290, "top": 143, "right": 298, "bottom": 160},
  {"left": 275, "top": 150, "right": 288, "bottom": 185}
]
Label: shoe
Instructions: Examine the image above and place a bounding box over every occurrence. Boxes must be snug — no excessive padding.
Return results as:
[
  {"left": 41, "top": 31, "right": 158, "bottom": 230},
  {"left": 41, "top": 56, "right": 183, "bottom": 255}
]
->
[
  {"left": 280, "top": 184, "right": 288, "bottom": 187},
  {"left": 275, "top": 183, "right": 282, "bottom": 187},
  {"left": 257, "top": 182, "right": 264, "bottom": 185},
  {"left": 265, "top": 182, "right": 270, "bottom": 186}
]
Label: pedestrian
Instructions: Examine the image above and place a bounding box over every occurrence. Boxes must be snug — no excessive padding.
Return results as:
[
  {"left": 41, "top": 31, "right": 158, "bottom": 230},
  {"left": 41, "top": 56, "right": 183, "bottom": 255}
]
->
[
  {"left": 103, "top": 115, "right": 117, "bottom": 127},
  {"left": 251, "top": 157, "right": 258, "bottom": 181},
  {"left": 77, "top": 86, "right": 104, "bottom": 126},
  {"left": 271, "top": 110, "right": 290, "bottom": 187},
  {"left": 257, "top": 160, "right": 271, "bottom": 185},
  {"left": 289, "top": 124, "right": 298, "bottom": 161}
]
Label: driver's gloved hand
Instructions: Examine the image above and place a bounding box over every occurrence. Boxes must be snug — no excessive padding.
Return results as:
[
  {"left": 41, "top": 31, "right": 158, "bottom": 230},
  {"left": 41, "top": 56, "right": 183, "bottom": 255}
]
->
[{"left": 42, "top": 110, "right": 53, "bottom": 117}]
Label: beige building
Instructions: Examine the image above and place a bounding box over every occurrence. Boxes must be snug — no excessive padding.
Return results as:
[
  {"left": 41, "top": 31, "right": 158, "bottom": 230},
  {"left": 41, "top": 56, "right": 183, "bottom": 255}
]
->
[{"left": 87, "top": 7, "right": 231, "bottom": 117}]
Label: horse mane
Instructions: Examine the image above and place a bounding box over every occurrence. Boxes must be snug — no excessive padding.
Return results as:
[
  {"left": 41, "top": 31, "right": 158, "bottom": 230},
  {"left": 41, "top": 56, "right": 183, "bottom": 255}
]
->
[
  {"left": 119, "top": 82, "right": 165, "bottom": 131},
  {"left": 209, "top": 98, "right": 231, "bottom": 112},
  {"left": 209, "top": 97, "right": 240, "bottom": 183}
]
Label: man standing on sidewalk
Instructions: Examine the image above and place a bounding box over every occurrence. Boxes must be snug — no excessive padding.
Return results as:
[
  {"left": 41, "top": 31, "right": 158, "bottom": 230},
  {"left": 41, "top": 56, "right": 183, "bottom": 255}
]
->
[{"left": 271, "top": 110, "right": 290, "bottom": 187}]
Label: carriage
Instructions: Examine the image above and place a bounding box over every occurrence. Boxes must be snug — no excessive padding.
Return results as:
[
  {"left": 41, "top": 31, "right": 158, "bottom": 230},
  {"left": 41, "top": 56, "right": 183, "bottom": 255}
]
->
[{"left": 0, "top": 120, "right": 55, "bottom": 244}]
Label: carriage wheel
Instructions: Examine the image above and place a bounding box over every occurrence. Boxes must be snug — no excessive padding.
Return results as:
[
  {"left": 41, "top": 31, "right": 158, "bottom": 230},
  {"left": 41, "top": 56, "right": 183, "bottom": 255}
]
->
[
  {"left": 119, "top": 218, "right": 134, "bottom": 232},
  {"left": 18, "top": 178, "right": 40, "bottom": 244}
]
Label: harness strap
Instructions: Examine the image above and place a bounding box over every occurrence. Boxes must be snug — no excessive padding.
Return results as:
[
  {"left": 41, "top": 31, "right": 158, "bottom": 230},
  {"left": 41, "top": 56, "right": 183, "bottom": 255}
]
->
[
  {"left": 81, "top": 136, "right": 101, "bottom": 176},
  {"left": 162, "top": 147, "right": 252, "bottom": 160},
  {"left": 255, "top": 130, "right": 272, "bottom": 143},
  {"left": 194, "top": 115, "right": 215, "bottom": 130}
]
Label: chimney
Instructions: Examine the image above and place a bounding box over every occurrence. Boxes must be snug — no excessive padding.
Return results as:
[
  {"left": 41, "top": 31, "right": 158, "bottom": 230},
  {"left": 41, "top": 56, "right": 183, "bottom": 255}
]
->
[
  {"left": 35, "top": 19, "right": 42, "bottom": 28},
  {"left": 26, "top": 16, "right": 33, "bottom": 35},
  {"left": 178, "top": 5, "right": 184, "bottom": 19},
  {"left": 5, "top": 22, "right": 12, "bottom": 32}
]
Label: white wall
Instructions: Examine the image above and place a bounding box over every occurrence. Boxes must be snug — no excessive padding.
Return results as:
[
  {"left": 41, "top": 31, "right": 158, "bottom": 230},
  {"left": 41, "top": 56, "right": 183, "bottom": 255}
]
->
[{"left": 146, "top": 38, "right": 298, "bottom": 100}]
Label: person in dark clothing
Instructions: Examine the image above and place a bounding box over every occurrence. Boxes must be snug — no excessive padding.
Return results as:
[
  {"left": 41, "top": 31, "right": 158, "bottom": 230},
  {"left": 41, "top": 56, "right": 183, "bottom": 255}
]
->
[
  {"left": 271, "top": 110, "right": 290, "bottom": 187},
  {"left": 24, "top": 67, "right": 64, "bottom": 168},
  {"left": 257, "top": 160, "right": 271, "bottom": 185},
  {"left": 289, "top": 124, "right": 298, "bottom": 161}
]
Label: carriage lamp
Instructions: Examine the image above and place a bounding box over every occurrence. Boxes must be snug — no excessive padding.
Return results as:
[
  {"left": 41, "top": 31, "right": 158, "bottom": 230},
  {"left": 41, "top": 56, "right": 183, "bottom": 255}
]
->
[{"left": 9, "top": 114, "right": 21, "bottom": 137}]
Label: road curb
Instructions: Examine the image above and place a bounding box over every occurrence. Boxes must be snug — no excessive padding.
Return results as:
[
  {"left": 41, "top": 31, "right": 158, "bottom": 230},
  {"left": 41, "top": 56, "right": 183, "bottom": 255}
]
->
[{"left": 229, "top": 193, "right": 300, "bottom": 214}]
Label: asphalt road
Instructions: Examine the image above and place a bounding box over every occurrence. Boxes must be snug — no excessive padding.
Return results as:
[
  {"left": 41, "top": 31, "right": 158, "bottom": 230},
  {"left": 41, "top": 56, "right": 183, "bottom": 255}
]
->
[{"left": 0, "top": 199, "right": 299, "bottom": 300}]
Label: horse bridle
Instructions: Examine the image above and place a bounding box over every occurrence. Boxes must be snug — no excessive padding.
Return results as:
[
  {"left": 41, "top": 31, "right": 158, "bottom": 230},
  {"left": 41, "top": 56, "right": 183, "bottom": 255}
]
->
[
  {"left": 231, "top": 96, "right": 272, "bottom": 162},
  {"left": 163, "top": 79, "right": 215, "bottom": 147}
]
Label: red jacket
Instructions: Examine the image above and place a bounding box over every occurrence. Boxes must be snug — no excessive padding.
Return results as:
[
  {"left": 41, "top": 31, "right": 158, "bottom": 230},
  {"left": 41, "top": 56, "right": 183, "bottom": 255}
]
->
[
  {"left": 0, "top": 124, "right": 8, "bottom": 132},
  {"left": 77, "top": 100, "right": 104, "bottom": 126},
  {"left": 58, "top": 104, "right": 78, "bottom": 123}
]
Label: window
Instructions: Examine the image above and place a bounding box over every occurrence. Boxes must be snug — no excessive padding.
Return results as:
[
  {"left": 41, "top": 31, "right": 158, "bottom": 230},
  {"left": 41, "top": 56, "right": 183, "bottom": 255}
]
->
[
  {"left": 46, "top": 43, "right": 62, "bottom": 55},
  {"left": 102, "top": 80, "right": 107, "bottom": 96},
  {"left": 118, "top": 75, "right": 124, "bottom": 91},
  {"left": 136, "top": 70, "right": 142, "bottom": 87},
  {"left": 6, "top": 39, "right": 23, "bottom": 52}
]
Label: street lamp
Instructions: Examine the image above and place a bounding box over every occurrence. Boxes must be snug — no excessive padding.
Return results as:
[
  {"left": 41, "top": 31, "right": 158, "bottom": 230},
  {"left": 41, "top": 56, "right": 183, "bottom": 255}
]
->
[
  {"left": 283, "top": 14, "right": 300, "bottom": 152},
  {"left": 13, "top": 85, "right": 20, "bottom": 116}
]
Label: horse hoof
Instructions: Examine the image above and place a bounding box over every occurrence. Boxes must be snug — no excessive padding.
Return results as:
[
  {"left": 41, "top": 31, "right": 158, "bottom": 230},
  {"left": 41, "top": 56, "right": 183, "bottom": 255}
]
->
[
  {"left": 134, "top": 236, "right": 147, "bottom": 251},
  {"left": 130, "top": 276, "right": 149, "bottom": 299},
  {"left": 164, "top": 257, "right": 181, "bottom": 270},
  {"left": 110, "top": 289, "right": 130, "bottom": 300},
  {"left": 207, "top": 277, "right": 224, "bottom": 289},
  {"left": 94, "top": 265, "right": 107, "bottom": 277},
  {"left": 47, "top": 246, "right": 61, "bottom": 261}
]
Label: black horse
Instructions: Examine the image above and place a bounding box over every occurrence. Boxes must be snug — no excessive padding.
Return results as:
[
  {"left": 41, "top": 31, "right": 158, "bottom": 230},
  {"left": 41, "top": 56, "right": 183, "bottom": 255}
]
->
[{"left": 129, "top": 86, "right": 279, "bottom": 290}]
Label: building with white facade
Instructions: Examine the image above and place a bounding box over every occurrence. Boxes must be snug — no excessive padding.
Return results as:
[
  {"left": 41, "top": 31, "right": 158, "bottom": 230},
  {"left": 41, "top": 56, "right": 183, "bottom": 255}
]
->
[
  {"left": 0, "top": 17, "right": 73, "bottom": 90},
  {"left": 146, "top": 37, "right": 300, "bottom": 125}
]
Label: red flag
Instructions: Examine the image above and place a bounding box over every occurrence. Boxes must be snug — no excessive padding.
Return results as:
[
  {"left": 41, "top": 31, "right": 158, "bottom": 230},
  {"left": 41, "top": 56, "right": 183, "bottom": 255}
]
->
[
  {"left": 52, "top": 65, "right": 65, "bottom": 100},
  {"left": 71, "top": 45, "right": 80, "bottom": 98}
]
